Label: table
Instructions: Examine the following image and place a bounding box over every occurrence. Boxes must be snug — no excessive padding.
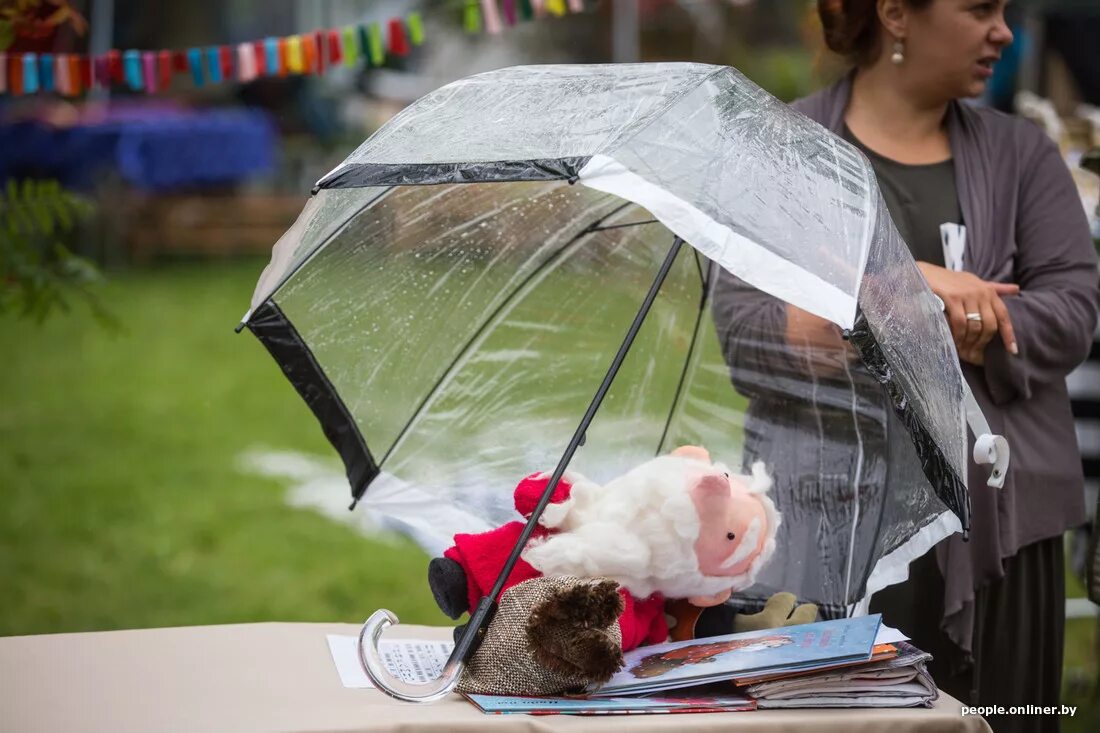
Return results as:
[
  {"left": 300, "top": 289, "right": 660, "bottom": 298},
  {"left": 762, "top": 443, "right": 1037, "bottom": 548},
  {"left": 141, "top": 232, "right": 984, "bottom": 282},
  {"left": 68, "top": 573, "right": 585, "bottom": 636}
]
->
[{"left": 0, "top": 622, "right": 992, "bottom": 733}]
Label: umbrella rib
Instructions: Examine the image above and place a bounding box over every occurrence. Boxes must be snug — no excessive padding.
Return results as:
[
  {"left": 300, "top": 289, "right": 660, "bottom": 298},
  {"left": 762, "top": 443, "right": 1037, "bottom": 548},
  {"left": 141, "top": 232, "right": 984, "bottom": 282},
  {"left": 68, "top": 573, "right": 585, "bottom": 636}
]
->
[
  {"left": 586, "top": 218, "right": 659, "bottom": 232},
  {"left": 692, "top": 248, "right": 707, "bottom": 287},
  {"left": 375, "top": 200, "right": 633, "bottom": 470},
  {"left": 656, "top": 255, "right": 711, "bottom": 455}
]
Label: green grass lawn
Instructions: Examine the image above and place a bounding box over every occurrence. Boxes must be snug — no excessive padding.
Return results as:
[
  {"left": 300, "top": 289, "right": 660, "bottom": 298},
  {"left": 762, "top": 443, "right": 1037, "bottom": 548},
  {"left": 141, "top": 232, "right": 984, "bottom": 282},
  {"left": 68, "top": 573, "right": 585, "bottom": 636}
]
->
[
  {"left": 0, "top": 258, "right": 440, "bottom": 635},
  {"left": 1, "top": 259, "right": 1097, "bottom": 728}
]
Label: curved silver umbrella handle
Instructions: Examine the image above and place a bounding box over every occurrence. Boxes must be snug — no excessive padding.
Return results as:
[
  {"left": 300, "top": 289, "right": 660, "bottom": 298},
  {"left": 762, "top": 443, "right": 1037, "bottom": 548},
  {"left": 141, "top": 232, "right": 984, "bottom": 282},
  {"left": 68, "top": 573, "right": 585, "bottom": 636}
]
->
[
  {"left": 357, "top": 598, "right": 495, "bottom": 703},
  {"left": 356, "top": 609, "right": 464, "bottom": 703}
]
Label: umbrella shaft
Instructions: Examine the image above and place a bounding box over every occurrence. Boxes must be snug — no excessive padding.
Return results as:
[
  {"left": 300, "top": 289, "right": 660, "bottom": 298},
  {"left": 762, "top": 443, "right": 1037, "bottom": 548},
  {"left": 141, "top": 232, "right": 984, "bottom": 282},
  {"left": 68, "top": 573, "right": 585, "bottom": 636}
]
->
[{"left": 453, "top": 235, "right": 686, "bottom": 664}]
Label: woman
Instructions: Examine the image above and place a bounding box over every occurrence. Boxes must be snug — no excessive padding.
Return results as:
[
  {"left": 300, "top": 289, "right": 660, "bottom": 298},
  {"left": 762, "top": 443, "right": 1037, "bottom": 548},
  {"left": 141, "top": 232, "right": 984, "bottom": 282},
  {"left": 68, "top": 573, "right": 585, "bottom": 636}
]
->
[{"left": 794, "top": 1, "right": 1097, "bottom": 730}]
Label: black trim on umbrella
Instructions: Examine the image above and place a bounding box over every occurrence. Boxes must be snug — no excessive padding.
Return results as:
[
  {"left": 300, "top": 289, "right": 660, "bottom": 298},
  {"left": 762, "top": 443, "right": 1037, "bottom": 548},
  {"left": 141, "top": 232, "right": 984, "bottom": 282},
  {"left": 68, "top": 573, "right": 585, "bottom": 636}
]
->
[
  {"left": 247, "top": 301, "right": 379, "bottom": 508},
  {"left": 846, "top": 311, "right": 971, "bottom": 537},
  {"left": 317, "top": 157, "right": 592, "bottom": 189}
]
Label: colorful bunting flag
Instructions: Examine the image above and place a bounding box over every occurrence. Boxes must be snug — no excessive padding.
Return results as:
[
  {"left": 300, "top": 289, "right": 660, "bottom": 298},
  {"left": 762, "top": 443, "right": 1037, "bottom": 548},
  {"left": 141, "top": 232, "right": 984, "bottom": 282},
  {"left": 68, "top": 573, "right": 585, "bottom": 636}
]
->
[
  {"left": 22, "top": 53, "right": 38, "bottom": 94},
  {"left": 158, "top": 50, "right": 172, "bottom": 90},
  {"left": 68, "top": 54, "right": 82, "bottom": 95},
  {"left": 11, "top": 54, "right": 24, "bottom": 95},
  {"left": 54, "top": 54, "right": 69, "bottom": 95},
  {"left": 286, "top": 35, "right": 303, "bottom": 74},
  {"left": 464, "top": 1, "right": 482, "bottom": 33},
  {"left": 65, "top": 54, "right": 81, "bottom": 95},
  {"left": 305, "top": 32, "right": 319, "bottom": 73},
  {"left": 342, "top": 26, "right": 359, "bottom": 66},
  {"left": 357, "top": 25, "right": 371, "bottom": 67},
  {"left": 238, "top": 43, "right": 258, "bottom": 82},
  {"left": 264, "top": 38, "right": 279, "bottom": 76},
  {"left": 107, "top": 49, "right": 123, "bottom": 85},
  {"left": 218, "top": 45, "right": 233, "bottom": 81},
  {"left": 277, "top": 37, "right": 290, "bottom": 76},
  {"left": 39, "top": 53, "right": 55, "bottom": 92},
  {"left": 388, "top": 19, "right": 410, "bottom": 56},
  {"left": 142, "top": 51, "right": 157, "bottom": 92},
  {"left": 1, "top": 4, "right": 594, "bottom": 97},
  {"left": 312, "top": 32, "right": 326, "bottom": 75},
  {"left": 368, "top": 23, "right": 385, "bottom": 66},
  {"left": 327, "top": 29, "right": 343, "bottom": 66},
  {"left": 79, "top": 55, "right": 92, "bottom": 91},
  {"left": 123, "top": 49, "right": 142, "bottom": 91},
  {"left": 187, "top": 48, "right": 204, "bottom": 86},
  {"left": 407, "top": 13, "right": 425, "bottom": 45},
  {"left": 481, "top": 0, "right": 504, "bottom": 34}
]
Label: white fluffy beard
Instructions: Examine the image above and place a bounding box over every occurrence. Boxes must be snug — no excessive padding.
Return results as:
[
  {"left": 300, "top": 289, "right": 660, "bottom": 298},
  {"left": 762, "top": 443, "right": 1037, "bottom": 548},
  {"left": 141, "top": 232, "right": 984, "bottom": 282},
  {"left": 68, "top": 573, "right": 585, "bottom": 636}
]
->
[{"left": 520, "top": 456, "right": 762, "bottom": 600}]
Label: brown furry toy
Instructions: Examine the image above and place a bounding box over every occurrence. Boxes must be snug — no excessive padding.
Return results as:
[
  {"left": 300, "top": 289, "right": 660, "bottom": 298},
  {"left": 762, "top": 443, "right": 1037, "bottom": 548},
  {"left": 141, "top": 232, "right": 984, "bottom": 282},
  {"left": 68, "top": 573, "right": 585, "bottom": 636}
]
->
[{"left": 456, "top": 575, "right": 625, "bottom": 696}]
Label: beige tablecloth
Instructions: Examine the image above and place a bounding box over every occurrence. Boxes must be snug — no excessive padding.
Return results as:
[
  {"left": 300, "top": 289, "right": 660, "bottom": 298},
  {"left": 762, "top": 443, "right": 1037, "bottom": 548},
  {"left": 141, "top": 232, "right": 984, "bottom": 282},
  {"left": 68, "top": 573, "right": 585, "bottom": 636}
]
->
[{"left": 0, "top": 622, "right": 992, "bottom": 733}]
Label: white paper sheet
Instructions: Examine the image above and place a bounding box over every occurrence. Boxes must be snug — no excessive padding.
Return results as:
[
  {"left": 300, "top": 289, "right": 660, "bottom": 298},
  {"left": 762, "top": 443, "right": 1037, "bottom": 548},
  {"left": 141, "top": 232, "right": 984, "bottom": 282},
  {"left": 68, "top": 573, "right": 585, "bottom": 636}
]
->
[
  {"left": 326, "top": 634, "right": 454, "bottom": 689},
  {"left": 874, "top": 624, "right": 909, "bottom": 645}
]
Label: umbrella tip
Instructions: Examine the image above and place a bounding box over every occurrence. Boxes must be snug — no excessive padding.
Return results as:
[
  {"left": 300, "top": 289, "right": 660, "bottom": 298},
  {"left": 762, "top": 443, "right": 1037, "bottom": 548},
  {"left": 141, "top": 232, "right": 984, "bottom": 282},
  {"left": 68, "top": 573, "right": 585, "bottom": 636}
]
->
[
  {"left": 348, "top": 497, "right": 360, "bottom": 511},
  {"left": 235, "top": 308, "right": 253, "bottom": 334}
]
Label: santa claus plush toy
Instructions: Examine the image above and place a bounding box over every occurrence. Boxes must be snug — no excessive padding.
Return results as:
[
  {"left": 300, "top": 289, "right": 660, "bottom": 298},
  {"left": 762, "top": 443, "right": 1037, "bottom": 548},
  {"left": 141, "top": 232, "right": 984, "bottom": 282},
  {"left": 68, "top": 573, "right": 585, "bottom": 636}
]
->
[{"left": 429, "top": 445, "right": 781, "bottom": 653}]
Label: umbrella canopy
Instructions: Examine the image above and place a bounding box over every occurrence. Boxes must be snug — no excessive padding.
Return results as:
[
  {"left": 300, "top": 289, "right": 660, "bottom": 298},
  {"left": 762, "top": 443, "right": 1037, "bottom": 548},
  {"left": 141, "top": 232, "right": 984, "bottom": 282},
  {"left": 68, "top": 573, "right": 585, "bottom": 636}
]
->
[{"left": 243, "top": 63, "right": 1002, "bottom": 618}]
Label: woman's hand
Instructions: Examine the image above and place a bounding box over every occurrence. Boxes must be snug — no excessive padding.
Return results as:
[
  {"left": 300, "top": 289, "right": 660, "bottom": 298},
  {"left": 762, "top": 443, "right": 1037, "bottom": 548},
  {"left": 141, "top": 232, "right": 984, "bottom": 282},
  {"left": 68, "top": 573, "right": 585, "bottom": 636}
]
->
[
  {"left": 916, "top": 262, "right": 1019, "bottom": 366},
  {"left": 785, "top": 304, "right": 851, "bottom": 374}
]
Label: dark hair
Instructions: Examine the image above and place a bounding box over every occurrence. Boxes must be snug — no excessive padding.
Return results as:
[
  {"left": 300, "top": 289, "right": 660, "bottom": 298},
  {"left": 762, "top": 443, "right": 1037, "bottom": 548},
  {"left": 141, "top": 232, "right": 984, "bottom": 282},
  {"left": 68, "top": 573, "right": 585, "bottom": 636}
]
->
[{"left": 818, "top": 0, "right": 934, "bottom": 66}]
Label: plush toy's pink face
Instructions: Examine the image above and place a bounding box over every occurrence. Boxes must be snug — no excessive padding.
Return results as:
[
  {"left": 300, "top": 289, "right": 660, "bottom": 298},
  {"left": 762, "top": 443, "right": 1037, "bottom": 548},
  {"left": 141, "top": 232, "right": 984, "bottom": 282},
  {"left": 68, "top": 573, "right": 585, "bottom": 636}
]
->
[{"left": 689, "top": 471, "right": 770, "bottom": 578}]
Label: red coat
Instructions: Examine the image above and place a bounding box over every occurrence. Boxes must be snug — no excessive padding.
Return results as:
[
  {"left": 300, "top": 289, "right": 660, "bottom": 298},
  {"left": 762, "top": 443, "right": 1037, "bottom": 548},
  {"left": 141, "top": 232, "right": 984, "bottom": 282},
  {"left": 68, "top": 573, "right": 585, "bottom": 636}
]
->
[{"left": 443, "top": 473, "right": 668, "bottom": 651}]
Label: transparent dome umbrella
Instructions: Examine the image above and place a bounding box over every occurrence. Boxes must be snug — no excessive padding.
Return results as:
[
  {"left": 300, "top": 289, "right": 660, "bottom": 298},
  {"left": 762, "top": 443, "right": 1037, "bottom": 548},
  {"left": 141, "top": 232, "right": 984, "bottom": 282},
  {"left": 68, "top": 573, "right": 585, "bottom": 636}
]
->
[{"left": 239, "top": 64, "right": 1008, "bottom": 702}]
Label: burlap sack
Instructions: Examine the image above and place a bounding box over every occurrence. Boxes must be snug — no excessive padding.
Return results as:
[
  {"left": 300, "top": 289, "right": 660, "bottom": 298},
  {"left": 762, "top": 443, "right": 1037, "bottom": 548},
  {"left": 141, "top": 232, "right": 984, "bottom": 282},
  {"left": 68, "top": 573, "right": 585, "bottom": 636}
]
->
[{"left": 456, "top": 575, "right": 624, "bottom": 697}]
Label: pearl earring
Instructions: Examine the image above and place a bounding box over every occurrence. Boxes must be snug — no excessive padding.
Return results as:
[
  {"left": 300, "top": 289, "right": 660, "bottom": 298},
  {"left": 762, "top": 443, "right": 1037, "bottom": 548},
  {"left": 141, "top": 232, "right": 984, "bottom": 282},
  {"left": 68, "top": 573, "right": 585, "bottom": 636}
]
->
[{"left": 891, "top": 40, "right": 905, "bottom": 65}]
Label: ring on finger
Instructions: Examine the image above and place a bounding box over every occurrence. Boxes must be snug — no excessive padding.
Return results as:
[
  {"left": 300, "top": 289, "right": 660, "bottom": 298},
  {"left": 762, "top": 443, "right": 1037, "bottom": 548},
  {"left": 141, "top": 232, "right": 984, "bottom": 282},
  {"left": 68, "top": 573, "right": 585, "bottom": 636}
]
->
[{"left": 965, "top": 312, "right": 982, "bottom": 322}]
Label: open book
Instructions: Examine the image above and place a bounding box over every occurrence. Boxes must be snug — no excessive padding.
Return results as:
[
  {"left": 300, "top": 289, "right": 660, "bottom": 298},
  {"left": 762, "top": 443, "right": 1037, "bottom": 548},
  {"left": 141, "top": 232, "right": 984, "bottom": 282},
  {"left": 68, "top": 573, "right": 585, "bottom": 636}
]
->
[{"left": 591, "top": 614, "right": 882, "bottom": 697}]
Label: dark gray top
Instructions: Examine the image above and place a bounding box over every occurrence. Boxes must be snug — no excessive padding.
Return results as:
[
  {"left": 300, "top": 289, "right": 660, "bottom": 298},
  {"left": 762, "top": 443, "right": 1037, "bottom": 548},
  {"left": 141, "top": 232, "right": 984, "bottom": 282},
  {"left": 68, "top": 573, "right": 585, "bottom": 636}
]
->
[
  {"left": 793, "top": 73, "right": 1099, "bottom": 656},
  {"left": 842, "top": 125, "right": 955, "bottom": 268}
]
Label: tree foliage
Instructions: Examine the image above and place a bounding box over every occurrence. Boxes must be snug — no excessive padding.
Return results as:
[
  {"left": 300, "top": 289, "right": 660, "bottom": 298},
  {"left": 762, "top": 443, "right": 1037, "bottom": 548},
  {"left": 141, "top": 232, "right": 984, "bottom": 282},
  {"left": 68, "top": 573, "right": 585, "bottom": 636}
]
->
[{"left": 1, "top": 178, "right": 114, "bottom": 326}]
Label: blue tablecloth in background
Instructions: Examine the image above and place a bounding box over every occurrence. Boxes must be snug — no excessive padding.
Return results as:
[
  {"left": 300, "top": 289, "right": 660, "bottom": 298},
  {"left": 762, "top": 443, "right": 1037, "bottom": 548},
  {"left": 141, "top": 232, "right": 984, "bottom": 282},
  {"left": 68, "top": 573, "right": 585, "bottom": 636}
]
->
[{"left": 0, "top": 106, "right": 276, "bottom": 190}]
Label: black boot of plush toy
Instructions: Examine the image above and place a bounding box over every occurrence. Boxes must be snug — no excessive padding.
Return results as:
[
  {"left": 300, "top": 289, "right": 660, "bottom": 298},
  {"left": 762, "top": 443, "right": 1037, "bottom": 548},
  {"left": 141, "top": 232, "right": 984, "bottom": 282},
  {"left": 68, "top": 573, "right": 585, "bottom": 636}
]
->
[
  {"left": 694, "top": 603, "right": 738, "bottom": 637},
  {"left": 428, "top": 557, "right": 470, "bottom": 620}
]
